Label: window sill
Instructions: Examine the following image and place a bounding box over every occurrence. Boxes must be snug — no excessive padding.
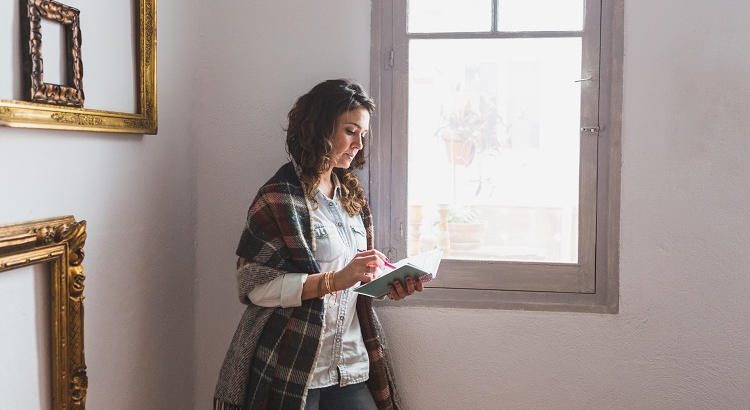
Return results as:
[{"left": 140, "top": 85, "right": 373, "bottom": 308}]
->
[{"left": 374, "top": 286, "right": 618, "bottom": 314}]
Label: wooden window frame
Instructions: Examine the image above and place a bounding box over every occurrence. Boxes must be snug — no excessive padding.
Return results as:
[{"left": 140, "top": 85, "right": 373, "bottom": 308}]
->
[{"left": 368, "top": 0, "right": 622, "bottom": 313}]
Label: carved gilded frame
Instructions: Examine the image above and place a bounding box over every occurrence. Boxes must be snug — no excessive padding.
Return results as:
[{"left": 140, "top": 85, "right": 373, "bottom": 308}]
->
[
  {"left": 0, "top": 216, "right": 88, "bottom": 409},
  {"left": 20, "top": 0, "right": 85, "bottom": 107},
  {"left": 0, "top": 0, "right": 157, "bottom": 134}
]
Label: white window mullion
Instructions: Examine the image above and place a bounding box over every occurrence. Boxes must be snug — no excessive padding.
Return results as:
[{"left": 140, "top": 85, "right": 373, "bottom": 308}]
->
[{"left": 491, "top": 0, "right": 499, "bottom": 32}]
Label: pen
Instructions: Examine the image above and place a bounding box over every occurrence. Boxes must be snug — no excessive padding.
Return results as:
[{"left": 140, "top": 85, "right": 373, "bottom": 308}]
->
[{"left": 357, "top": 248, "right": 397, "bottom": 270}]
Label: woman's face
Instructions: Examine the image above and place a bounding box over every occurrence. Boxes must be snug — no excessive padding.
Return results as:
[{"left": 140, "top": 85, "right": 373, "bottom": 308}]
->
[{"left": 330, "top": 107, "right": 370, "bottom": 170}]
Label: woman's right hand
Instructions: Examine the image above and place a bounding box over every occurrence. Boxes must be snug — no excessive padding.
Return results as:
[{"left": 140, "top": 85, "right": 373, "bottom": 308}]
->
[{"left": 334, "top": 249, "right": 388, "bottom": 290}]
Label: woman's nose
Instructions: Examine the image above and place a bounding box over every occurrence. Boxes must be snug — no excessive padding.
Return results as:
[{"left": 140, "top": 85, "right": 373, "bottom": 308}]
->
[{"left": 353, "top": 134, "right": 364, "bottom": 149}]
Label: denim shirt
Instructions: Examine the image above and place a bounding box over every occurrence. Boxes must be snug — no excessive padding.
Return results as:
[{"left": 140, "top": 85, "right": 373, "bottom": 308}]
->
[
  {"left": 247, "top": 175, "right": 370, "bottom": 389},
  {"left": 308, "top": 180, "right": 370, "bottom": 388}
]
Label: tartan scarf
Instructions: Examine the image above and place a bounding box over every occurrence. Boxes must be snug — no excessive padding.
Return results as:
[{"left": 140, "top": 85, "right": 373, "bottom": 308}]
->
[{"left": 214, "top": 162, "right": 401, "bottom": 410}]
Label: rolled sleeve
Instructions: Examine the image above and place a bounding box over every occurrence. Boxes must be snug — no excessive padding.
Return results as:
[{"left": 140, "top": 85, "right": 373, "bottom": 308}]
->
[
  {"left": 281, "top": 273, "right": 308, "bottom": 307},
  {"left": 247, "top": 273, "right": 308, "bottom": 307}
]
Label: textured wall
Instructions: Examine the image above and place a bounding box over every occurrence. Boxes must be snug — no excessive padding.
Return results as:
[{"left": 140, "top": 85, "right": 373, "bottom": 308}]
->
[{"left": 0, "top": 1, "right": 197, "bottom": 408}]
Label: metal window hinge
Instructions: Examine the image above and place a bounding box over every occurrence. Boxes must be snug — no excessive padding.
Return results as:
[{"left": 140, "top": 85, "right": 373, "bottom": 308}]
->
[
  {"left": 399, "top": 222, "right": 404, "bottom": 238},
  {"left": 388, "top": 49, "right": 395, "bottom": 69},
  {"left": 581, "top": 126, "right": 600, "bottom": 133}
]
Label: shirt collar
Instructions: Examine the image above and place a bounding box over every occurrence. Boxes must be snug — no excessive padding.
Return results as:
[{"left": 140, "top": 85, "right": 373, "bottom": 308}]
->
[{"left": 317, "top": 172, "right": 342, "bottom": 201}]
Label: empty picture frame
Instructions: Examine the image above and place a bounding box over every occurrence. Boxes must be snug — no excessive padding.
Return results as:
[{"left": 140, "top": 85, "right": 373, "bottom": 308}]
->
[
  {"left": 0, "top": 216, "right": 88, "bottom": 409},
  {"left": 20, "top": 0, "right": 85, "bottom": 107},
  {"left": 0, "top": 0, "right": 157, "bottom": 134}
]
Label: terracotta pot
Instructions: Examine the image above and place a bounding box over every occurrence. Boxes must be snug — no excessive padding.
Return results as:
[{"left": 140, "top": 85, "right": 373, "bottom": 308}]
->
[{"left": 442, "top": 135, "right": 476, "bottom": 166}]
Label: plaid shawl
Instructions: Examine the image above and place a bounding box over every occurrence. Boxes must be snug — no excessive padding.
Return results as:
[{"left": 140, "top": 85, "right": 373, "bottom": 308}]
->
[{"left": 214, "top": 162, "right": 401, "bottom": 410}]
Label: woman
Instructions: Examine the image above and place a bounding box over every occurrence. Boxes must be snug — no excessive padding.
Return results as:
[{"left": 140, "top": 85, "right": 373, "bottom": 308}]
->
[{"left": 214, "top": 79, "right": 423, "bottom": 410}]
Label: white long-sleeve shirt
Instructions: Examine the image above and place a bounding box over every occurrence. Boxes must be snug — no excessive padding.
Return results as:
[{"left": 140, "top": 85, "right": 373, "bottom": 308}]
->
[{"left": 247, "top": 175, "right": 370, "bottom": 389}]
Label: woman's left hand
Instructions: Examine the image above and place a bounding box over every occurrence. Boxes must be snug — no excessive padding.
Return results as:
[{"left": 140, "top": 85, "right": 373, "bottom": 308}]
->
[{"left": 387, "top": 276, "right": 424, "bottom": 301}]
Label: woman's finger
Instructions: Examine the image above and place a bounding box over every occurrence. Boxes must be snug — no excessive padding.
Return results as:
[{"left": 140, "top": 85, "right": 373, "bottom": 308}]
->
[
  {"left": 388, "top": 285, "right": 399, "bottom": 300},
  {"left": 393, "top": 280, "right": 406, "bottom": 299},
  {"left": 371, "top": 248, "right": 389, "bottom": 263},
  {"left": 357, "top": 249, "right": 376, "bottom": 257},
  {"left": 405, "top": 277, "right": 415, "bottom": 294},
  {"left": 358, "top": 248, "right": 389, "bottom": 264},
  {"left": 415, "top": 277, "right": 424, "bottom": 292},
  {"left": 361, "top": 255, "right": 384, "bottom": 269}
]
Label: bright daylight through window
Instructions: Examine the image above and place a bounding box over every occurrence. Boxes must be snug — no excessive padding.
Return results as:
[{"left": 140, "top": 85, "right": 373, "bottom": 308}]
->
[
  {"left": 370, "top": 0, "right": 621, "bottom": 311},
  {"left": 408, "top": 0, "right": 586, "bottom": 263}
]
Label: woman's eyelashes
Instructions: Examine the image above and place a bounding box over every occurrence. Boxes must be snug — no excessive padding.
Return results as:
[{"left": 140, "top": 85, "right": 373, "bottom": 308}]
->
[{"left": 347, "top": 133, "right": 367, "bottom": 147}]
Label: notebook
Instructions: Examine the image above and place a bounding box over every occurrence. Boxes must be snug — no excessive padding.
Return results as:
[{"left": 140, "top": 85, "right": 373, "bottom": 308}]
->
[{"left": 353, "top": 249, "right": 442, "bottom": 298}]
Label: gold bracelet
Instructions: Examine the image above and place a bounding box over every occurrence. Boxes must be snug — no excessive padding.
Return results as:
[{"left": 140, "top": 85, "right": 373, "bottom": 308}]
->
[
  {"left": 317, "top": 273, "right": 326, "bottom": 299},
  {"left": 324, "top": 271, "right": 334, "bottom": 295},
  {"left": 330, "top": 270, "right": 337, "bottom": 293}
]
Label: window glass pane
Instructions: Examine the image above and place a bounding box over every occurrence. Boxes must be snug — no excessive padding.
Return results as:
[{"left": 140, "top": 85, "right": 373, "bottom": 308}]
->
[
  {"left": 408, "top": 0, "right": 492, "bottom": 33},
  {"left": 498, "top": 0, "right": 584, "bottom": 31},
  {"left": 407, "top": 38, "right": 582, "bottom": 263}
]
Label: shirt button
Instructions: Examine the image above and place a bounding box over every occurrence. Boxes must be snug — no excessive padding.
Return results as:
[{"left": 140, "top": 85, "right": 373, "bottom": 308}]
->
[
  {"left": 337, "top": 222, "right": 343, "bottom": 227},
  {"left": 339, "top": 316, "right": 345, "bottom": 321},
  {"left": 328, "top": 202, "right": 335, "bottom": 207}
]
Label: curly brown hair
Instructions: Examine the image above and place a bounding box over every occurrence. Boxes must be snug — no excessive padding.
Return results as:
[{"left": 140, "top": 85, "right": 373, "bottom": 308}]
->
[{"left": 286, "top": 79, "right": 375, "bottom": 216}]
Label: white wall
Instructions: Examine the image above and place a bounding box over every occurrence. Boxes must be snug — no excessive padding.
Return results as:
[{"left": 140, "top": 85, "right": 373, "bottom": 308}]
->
[
  {"left": 0, "top": 1, "right": 197, "bottom": 408},
  {"left": 191, "top": 0, "right": 372, "bottom": 406},
  {"left": 5, "top": 0, "right": 747, "bottom": 408},
  {"left": 194, "top": 1, "right": 750, "bottom": 409}
]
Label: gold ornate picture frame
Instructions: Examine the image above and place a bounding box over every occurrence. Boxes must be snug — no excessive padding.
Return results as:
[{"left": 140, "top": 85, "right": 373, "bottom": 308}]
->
[
  {"left": 0, "top": 0, "right": 157, "bottom": 134},
  {"left": 20, "top": 0, "right": 85, "bottom": 107},
  {"left": 0, "top": 216, "right": 88, "bottom": 409}
]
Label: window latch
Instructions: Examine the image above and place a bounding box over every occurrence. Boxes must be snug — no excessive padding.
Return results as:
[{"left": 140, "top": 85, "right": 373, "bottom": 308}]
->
[{"left": 581, "top": 126, "right": 600, "bottom": 133}]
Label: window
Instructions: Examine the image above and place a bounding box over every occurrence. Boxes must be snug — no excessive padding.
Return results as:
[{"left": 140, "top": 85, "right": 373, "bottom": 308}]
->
[{"left": 369, "top": 0, "right": 622, "bottom": 312}]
